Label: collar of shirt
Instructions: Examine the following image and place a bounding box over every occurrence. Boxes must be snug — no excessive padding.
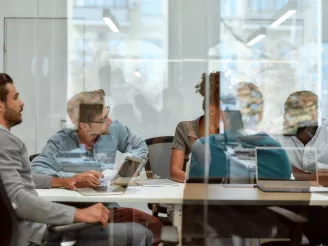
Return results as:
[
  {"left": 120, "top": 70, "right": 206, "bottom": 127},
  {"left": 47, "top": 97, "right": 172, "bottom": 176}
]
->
[{"left": 66, "top": 128, "right": 101, "bottom": 153}]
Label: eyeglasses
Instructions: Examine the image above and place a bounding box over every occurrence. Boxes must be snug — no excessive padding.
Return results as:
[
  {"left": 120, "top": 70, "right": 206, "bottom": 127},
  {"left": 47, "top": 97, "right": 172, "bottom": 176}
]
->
[{"left": 90, "top": 106, "right": 110, "bottom": 124}]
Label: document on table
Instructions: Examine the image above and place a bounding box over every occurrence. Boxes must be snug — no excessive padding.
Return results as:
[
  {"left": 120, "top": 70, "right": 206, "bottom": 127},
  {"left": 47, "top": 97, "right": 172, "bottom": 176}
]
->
[
  {"left": 136, "top": 179, "right": 179, "bottom": 187},
  {"left": 98, "top": 169, "right": 117, "bottom": 183}
]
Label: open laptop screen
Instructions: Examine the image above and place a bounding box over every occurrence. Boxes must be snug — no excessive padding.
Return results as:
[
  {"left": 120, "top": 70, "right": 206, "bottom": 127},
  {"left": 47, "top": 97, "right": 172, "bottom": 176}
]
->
[
  {"left": 117, "top": 157, "right": 143, "bottom": 178},
  {"left": 111, "top": 157, "right": 144, "bottom": 186},
  {"left": 223, "top": 110, "right": 244, "bottom": 133},
  {"left": 256, "top": 147, "right": 317, "bottom": 182}
]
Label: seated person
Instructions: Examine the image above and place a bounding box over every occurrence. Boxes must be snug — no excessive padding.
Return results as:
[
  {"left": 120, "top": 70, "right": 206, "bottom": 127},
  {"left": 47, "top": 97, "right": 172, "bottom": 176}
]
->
[
  {"left": 188, "top": 81, "right": 292, "bottom": 182},
  {"left": 274, "top": 91, "right": 328, "bottom": 245},
  {"left": 0, "top": 73, "right": 153, "bottom": 246},
  {"left": 31, "top": 89, "right": 162, "bottom": 244},
  {"left": 31, "top": 89, "right": 148, "bottom": 180},
  {"left": 189, "top": 133, "right": 291, "bottom": 182},
  {"left": 183, "top": 78, "right": 300, "bottom": 244},
  {"left": 170, "top": 72, "right": 221, "bottom": 183},
  {"left": 171, "top": 78, "right": 267, "bottom": 183},
  {"left": 274, "top": 90, "right": 328, "bottom": 184},
  {"left": 185, "top": 86, "right": 328, "bottom": 244},
  {"left": 184, "top": 133, "right": 296, "bottom": 244}
]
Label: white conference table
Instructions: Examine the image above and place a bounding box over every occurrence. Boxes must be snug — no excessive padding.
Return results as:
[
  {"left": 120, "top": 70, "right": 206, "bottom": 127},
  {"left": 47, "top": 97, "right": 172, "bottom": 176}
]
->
[
  {"left": 37, "top": 184, "right": 185, "bottom": 245},
  {"left": 37, "top": 184, "right": 328, "bottom": 245},
  {"left": 37, "top": 185, "right": 184, "bottom": 204},
  {"left": 183, "top": 184, "right": 328, "bottom": 206}
]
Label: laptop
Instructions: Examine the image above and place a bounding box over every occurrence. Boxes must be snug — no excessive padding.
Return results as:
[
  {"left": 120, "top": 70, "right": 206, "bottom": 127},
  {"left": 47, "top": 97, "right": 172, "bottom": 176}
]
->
[
  {"left": 76, "top": 156, "right": 145, "bottom": 196},
  {"left": 255, "top": 147, "right": 328, "bottom": 193},
  {"left": 222, "top": 110, "right": 246, "bottom": 145},
  {"left": 223, "top": 110, "right": 244, "bottom": 133},
  {"left": 140, "top": 161, "right": 178, "bottom": 186}
]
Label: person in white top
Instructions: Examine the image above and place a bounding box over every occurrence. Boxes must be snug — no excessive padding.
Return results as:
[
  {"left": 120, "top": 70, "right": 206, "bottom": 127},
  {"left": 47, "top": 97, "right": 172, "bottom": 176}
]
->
[{"left": 274, "top": 90, "right": 328, "bottom": 184}]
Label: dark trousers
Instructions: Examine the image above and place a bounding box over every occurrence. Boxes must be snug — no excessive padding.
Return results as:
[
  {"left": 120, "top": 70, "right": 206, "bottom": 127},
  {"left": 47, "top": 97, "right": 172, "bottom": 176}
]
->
[
  {"left": 182, "top": 205, "right": 328, "bottom": 245},
  {"left": 60, "top": 202, "right": 162, "bottom": 245}
]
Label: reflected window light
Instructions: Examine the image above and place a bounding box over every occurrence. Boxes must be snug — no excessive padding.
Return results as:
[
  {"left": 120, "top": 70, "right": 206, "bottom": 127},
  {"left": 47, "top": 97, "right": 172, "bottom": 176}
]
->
[
  {"left": 134, "top": 70, "right": 141, "bottom": 78},
  {"left": 31, "top": 56, "right": 36, "bottom": 76},
  {"left": 75, "top": 0, "right": 85, "bottom": 7},
  {"left": 116, "top": 0, "right": 127, "bottom": 7},
  {"left": 103, "top": 9, "right": 120, "bottom": 32},
  {"left": 141, "top": 2, "right": 163, "bottom": 15},
  {"left": 86, "top": 0, "right": 95, "bottom": 6},
  {"left": 270, "top": 10, "right": 297, "bottom": 28},
  {"left": 43, "top": 57, "right": 49, "bottom": 77},
  {"left": 248, "top": 0, "right": 289, "bottom": 12},
  {"left": 115, "top": 9, "right": 129, "bottom": 22},
  {"left": 247, "top": 34, "right": 266, "bottom": 46}
]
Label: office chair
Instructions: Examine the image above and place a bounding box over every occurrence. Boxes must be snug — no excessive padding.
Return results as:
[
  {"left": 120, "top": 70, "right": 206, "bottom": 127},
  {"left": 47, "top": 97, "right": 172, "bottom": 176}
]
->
[
  {"left": 0, "top": 173, "right": 101, "bottom": 246},
  {"left": 0, "top": 174, "right": 18, "bottom": 246},
  {"left": 29, "top": 153, "right": 40, "bottom": 162},
  {"left": 160, "top": 226, "right": 179, "bottom": 246},
  {"left": 145, "top": 136, "right": 174, "bottom": 225},
  {"left": 183, "top": 135, "right": 309, "bottom": 246},
  {"left": 25, "top": 153, "right": 178, "bottom": 245}
]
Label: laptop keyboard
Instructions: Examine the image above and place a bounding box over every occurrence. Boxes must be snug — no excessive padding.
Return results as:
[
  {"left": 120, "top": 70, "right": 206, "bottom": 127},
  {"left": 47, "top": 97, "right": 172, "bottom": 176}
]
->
[
  {"left": 258, "top": 185, "right": 328, "bottom": 193},
  {"left": 259, "top": 186, "right": 310, "bottom": 193},
  {"left": 94, "top": 185, "right": 122, "bottom": 193}
]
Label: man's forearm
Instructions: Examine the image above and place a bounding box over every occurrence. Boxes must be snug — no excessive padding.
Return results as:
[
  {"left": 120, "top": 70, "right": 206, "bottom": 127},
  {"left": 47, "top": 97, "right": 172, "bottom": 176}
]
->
[
  {"left": 51, "top": 177, "right": 75, "bottom": 189},
  {"left": 51, "top": 177, "right": 65, "bottom": 188}
]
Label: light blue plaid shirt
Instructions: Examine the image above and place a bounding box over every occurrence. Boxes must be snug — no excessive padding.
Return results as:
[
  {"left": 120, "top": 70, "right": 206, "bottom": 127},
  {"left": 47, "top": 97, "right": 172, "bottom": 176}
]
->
[{"left": 31, "top": 120, "right": 148, "bottom": 177}]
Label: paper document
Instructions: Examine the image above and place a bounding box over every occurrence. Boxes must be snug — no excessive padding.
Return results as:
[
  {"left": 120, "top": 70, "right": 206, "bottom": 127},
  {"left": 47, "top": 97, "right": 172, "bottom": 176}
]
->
[
  {"left": 99, "top": 169, "right": 117, "bottom": 182},
  {"left": 136, "top": 179, "right": 179, "bottom": 187}
]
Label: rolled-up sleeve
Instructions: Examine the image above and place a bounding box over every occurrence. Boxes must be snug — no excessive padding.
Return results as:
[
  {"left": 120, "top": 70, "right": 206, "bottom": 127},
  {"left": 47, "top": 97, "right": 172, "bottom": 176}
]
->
[
  {"left": 32, "top": 173, "right": 52, "bottom": 189},
  {"left": 31, "top": 140, "right": 76, "bottom": 178},
  {"left": 172, "top": 122, "right": 187, "bottom": 151},
  {"left": 116, "top": 122, "right": 148, "bottom": 160}
]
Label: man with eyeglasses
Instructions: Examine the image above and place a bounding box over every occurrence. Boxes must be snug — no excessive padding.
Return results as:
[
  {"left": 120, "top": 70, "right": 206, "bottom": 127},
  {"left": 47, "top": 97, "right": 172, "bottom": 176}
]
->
[
  {"left": 31, "top": 90, "right": 162, "bottom": 244},
  {"left": 31, "top": 89, "right": 148, "bottom": 183}
]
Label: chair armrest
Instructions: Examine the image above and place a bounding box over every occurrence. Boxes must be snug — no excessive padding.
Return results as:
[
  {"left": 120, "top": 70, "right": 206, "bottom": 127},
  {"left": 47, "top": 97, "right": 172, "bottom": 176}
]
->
[
  {"left": 48, "top": 222, "right": 101, "bottom": 233},
  {"left": 161, "top": 226, "right": 179, "bottom": 244},
  {"left": 267, "top": 206, "right": 308, "bottom": 224}
]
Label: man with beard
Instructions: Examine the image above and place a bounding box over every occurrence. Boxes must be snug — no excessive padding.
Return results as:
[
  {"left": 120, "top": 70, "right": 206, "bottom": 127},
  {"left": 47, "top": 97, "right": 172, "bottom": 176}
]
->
[
  {"left": 0, "top": 73, "right": 155, "bottom": 246},
  {"left": 31, "top": 89, "right": 162, "bottom": 245}
]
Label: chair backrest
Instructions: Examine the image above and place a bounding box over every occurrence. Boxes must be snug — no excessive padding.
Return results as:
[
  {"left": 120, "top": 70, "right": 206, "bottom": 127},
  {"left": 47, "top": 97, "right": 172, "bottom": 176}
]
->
[
  {"left": 29, "top": 153, "right": 40, "bottom": 162},
  {"left": 0, "top": 173, "right": 18, "bottom": 246},
  {"left": 145, "top": 136, "right": 174, "bottom": 179}
]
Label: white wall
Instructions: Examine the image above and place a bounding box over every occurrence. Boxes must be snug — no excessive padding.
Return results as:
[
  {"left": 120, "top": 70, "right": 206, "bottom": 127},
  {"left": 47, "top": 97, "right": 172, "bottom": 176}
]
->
[{"left": 0, "top": 0, "right": 73, "bottom": 154}]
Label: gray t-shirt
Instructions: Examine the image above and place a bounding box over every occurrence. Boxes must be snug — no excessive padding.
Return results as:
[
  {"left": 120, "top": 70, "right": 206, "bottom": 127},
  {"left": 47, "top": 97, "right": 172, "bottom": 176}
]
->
[
  {"left": 172, "top": 117, "right": 201, "bottom": 171},
  {"left": 0, "top": 125, "right": 75, "bottom": 246}
]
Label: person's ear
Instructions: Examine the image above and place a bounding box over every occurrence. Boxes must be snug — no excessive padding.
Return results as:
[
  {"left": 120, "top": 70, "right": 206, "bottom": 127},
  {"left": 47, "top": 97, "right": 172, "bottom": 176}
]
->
[
  {"left": 78, "top": 122, "right": 89, "bottom": 131},
  {"left": 0, "top": 101, "right": 5, "bottom": 113}
]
